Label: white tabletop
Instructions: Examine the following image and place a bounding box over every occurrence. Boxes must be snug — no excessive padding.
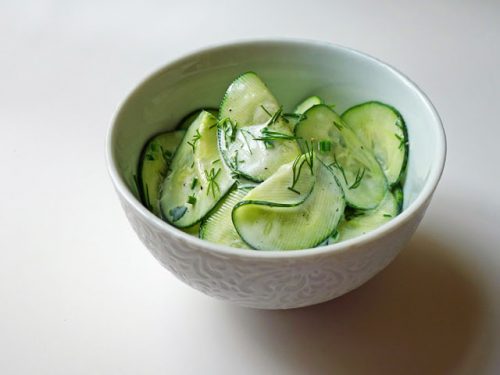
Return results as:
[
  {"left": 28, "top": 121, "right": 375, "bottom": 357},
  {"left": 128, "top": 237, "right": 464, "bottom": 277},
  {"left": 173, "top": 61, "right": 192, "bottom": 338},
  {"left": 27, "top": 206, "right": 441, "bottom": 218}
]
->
[{"left": 1, "top": 1, "right": 499, "bottom": 374}]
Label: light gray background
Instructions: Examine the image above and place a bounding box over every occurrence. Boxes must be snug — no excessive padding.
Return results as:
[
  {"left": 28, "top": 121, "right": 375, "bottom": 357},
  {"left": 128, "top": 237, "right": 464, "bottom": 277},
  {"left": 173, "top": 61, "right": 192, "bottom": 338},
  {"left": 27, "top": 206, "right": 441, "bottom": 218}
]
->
[{"left": 1, "top": 1, "right": 499, "bottom": 374}]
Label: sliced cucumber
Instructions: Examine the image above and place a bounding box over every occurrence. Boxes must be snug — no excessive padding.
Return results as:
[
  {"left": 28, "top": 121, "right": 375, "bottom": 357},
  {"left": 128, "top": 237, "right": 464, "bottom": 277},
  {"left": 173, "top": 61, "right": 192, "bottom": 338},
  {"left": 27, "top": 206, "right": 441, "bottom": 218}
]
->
[
  {"left": 182, "top": 223, "right": 200, "bottom": 237},
  {"left": 393, "top": 184, "right": 404, "bottom": 211},
  {"left": 218, "top": 72, "right": 300, "bottom": 182},
  {"left": 294, "top": 96, "right": 323, "bottom": 114},
  {"left": 233, "top": 155, "right": 344, "bottom": 250},
  {"left": 160, "top": 111, "right": 234, "bottom": 227},
  {"left": 177, "top": 108, "right": 219, "bottom": 130},
  {"left": 235, "top": 153, "right": 316, "bottom": 206},
  {"left": 342, "top": 101, "right": 408, "bottom": 186},
  {"left": 330, "top": 188, "right": 401, "bottom": 243},
  {"left": 219, "top": 72, "right": 280, "bottom": 126},
  {"left": 137, "top": 130, "right": 185, "bottom": 216},
  {"left": 295, "top": 105, "right": 387, "bottom": 210},
  {"left": 200, "top": 187, "right": 252, "bottom": 249}
]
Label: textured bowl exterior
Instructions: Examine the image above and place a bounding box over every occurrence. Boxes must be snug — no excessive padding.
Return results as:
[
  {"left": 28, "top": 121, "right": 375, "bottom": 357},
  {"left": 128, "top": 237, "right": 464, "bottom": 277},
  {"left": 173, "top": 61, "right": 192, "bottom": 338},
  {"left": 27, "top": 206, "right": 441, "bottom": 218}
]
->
[{"left": 117, "top": 191, "right": 430, "bottom": 309}]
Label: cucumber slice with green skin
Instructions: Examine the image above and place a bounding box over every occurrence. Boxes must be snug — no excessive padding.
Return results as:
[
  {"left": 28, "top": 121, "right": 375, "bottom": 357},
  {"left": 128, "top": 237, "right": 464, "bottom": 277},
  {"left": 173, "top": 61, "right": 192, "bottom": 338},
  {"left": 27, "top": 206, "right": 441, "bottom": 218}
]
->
[
  {"left": 233, "top": 155, "right": 344, "bottom": 250},
  {"left": 160, "top": 111, "right": 234, "bottom": 227},
  {"left": 294, "top": 96, "right": 324, "bottom": 114},
  {"left": 236, "top": 153, "right": 316, "bottom": 206},
  {"left": 137, "top": 130, "right": 185, "bottom": 216},
  {"left": 393, "top": 184, "right": 404, "bottom": 211},
  {"left": 182, "top": 223, "right": 200, "bottom": 237},
  {"left": 341, "top": 101, "right": 408, "bottom": 186},
  {"left": 177, "top": 108, "right": 219, "bottom": 130},
  {"left": 329, "top": 187, "right": 401, "bottom": 244},
  {"left": 200, "top": 187, "right": 253, "bottom": 249},
  {"left": 295, "top": 104, "right": 387, "bottom": 210},
  {"left": 220, "top": 72, "right": 281, "bottom": 126},
  {"left": 218, "top": 72, "right": 300, "bottom": 182}
]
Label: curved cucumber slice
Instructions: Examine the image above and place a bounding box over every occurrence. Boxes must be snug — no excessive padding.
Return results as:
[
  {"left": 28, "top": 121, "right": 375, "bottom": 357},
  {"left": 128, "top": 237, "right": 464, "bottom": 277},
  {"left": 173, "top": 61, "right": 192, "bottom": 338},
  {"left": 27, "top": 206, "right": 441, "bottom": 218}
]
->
[
  {"left": 160, "top": 111, "right": 234, "bottom": 227},
  {"left": 237, "top": 153, "right": 316, "bottom": 206},
  {"left": 233, "top": 155, "right": 344, "bottom": 250},
  {"left": 220, "top": 72, "right": 280, "bottom": 126},
  {"left": 200, "top": 187, "right": 252, "bottom": 249},
  {"left": 138, "top": 130, "right": 185, "bottom": 216},
  {"left": 182, "top": 223, "right": 200, "bottom": 237},
  {"left": 177, "top": 108, "right": 218, "bottom": 130},
  {"left": 342, "top": 101, "right": 408, "bottom": 186},
  {"left": 331, "top": 188, "right": 401, "bottom": 243},
  {"left": 218, "top": 72, "right": 300, "bottom": 181},
  {"left": 295, "top": 105, "right": 387, "bottom": 210},
  {"left": 294, "top": 95, "right": 323, "bottom": 114}
]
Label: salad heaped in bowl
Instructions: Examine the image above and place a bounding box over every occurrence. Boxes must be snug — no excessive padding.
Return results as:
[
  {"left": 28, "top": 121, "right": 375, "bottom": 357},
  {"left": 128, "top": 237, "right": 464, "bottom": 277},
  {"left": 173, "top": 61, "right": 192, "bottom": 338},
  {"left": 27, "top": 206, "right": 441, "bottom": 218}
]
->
[{"left": 136, "top": 72, "right": 408, "bottom": 251}]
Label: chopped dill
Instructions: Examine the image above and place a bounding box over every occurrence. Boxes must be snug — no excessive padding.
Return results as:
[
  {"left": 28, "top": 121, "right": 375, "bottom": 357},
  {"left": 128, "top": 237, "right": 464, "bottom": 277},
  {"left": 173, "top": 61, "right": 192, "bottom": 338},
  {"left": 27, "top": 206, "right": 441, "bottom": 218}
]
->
[
  {"left": 328, "top": 153, "right": 348, "bottom": 185},
  {"left": 260, "top": 105, "right": 273, "bottom": 117},
  {"left": 204, "top": 167, "right": 221, "bottom": 198},
  {"left": 191, "top": 177, "right": 198, "bottom": 190},
  {"left": 253, "top": 128, "right": 297, "bottom": 142},
  {"left": 395, "top": 133, "right": 406, "bottom": 150},
  {"left": 333, "top": 121, "right": 343, "bottom": 131},
  {"left": 319, "top": 140, "right": 331, "bottom": 153},
  {"left": 187, "top": 195, "right": 197, "bottom": 205},
  {"left": 187, "top": 129, "right": 202, "bottom": 153},
  {"left": 240, "top": 129, "right": 253, "bottom": 154},
  {"left": 349, "top": 168, "right": 366, "bottom": 190},
  {"left": 288, "top": 149, "right": 315, "bottom": 195},
  {"left": 218, "top": 118, "right": 238, "bottom": 145}
]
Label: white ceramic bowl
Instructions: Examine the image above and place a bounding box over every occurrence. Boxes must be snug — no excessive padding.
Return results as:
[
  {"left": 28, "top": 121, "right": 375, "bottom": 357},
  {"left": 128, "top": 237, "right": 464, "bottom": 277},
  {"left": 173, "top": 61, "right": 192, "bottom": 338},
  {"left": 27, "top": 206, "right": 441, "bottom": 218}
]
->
[{"left": 106, "top": 39, "right": 446, "bottom": 309}]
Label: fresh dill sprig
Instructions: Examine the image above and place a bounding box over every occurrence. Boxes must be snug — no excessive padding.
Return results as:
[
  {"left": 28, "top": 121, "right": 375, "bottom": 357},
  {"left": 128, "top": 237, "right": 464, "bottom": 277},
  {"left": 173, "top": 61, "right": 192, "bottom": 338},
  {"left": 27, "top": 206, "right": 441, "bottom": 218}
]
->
[
  {"left": 229, "top": 150, "right": 244, "bottom": 179},
  {"left": 187, "top": 195, "right": 197, "bottom": 205},
  {"left": 266, "top": 107, "right": 283, "bottom": 127},
  {"left": 319, "top": 140, "right": 331, "bottom": 153},
  {"left": 287, "top": 149, "right": 315, "bottom": 195},
  {"left": 240, "top": 129, "right": 253, "bottom": 154},
  {"left": 212, "top": 159, "right": 220, "bottom": 165},
  {"left": 283, "top": 112, "right": 307, "bottom": 123},
  {"left": 191, "top": 177, "right": 198, "bottom": 190},
  {"left": 383, "top": 213, "right": 392, "bottom": 218},
  {"left": 260, "top": 105, "right": 273, "bottom": 117},
  {"left": 218, "top": 118, "right": 238, "bottom": 145},
  {"left": 160, "top": 145, "right": 173, "bottom": 162},
  {"left": 395, "top": 133, "right": 406, "bottom": 150},
  {"left": 187, "top": 129, "right": 202, "bottom": 153},
  {"left": 282, "top": 112, "right": 302, "bottom": 119},
  {"left": 205, "top": 167, "right": 221, "bottom": 198},
  {"left": 253, "top": 128, "right": 298, "bottom": 142},
  {"left": 303, "top": 141, "right": 315, "bottom": 173},
  {"left": 333, "top": 121, "right": 343, "bottom": 131},
  {"left": 349, "top": 168, "right": 366, "bottom": 190},
  {"left": 328, "top": 153, "right": 348, "bottom": 185}
]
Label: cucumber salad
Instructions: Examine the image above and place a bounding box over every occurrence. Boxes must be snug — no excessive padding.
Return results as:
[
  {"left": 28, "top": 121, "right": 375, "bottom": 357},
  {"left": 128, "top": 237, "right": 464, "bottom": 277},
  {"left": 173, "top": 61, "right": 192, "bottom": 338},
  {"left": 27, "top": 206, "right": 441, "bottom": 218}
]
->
[{"left": 136, "top": 72, "right": 408, "bottom": 250}]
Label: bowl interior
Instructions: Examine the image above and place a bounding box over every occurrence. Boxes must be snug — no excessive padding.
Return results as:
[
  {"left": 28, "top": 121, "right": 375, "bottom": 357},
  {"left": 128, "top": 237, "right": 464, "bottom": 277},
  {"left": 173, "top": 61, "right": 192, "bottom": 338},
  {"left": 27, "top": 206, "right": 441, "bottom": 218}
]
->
[{"left": 110, "top": 40, "right": 443, "bottom": 217}]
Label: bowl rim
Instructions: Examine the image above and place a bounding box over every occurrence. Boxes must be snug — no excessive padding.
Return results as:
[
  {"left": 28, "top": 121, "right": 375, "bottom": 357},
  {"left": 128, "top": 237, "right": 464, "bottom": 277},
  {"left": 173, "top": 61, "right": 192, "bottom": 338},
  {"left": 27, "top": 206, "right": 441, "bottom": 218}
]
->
[{"left": 106, "top": 37, "right": 446, "bottom": 260}]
